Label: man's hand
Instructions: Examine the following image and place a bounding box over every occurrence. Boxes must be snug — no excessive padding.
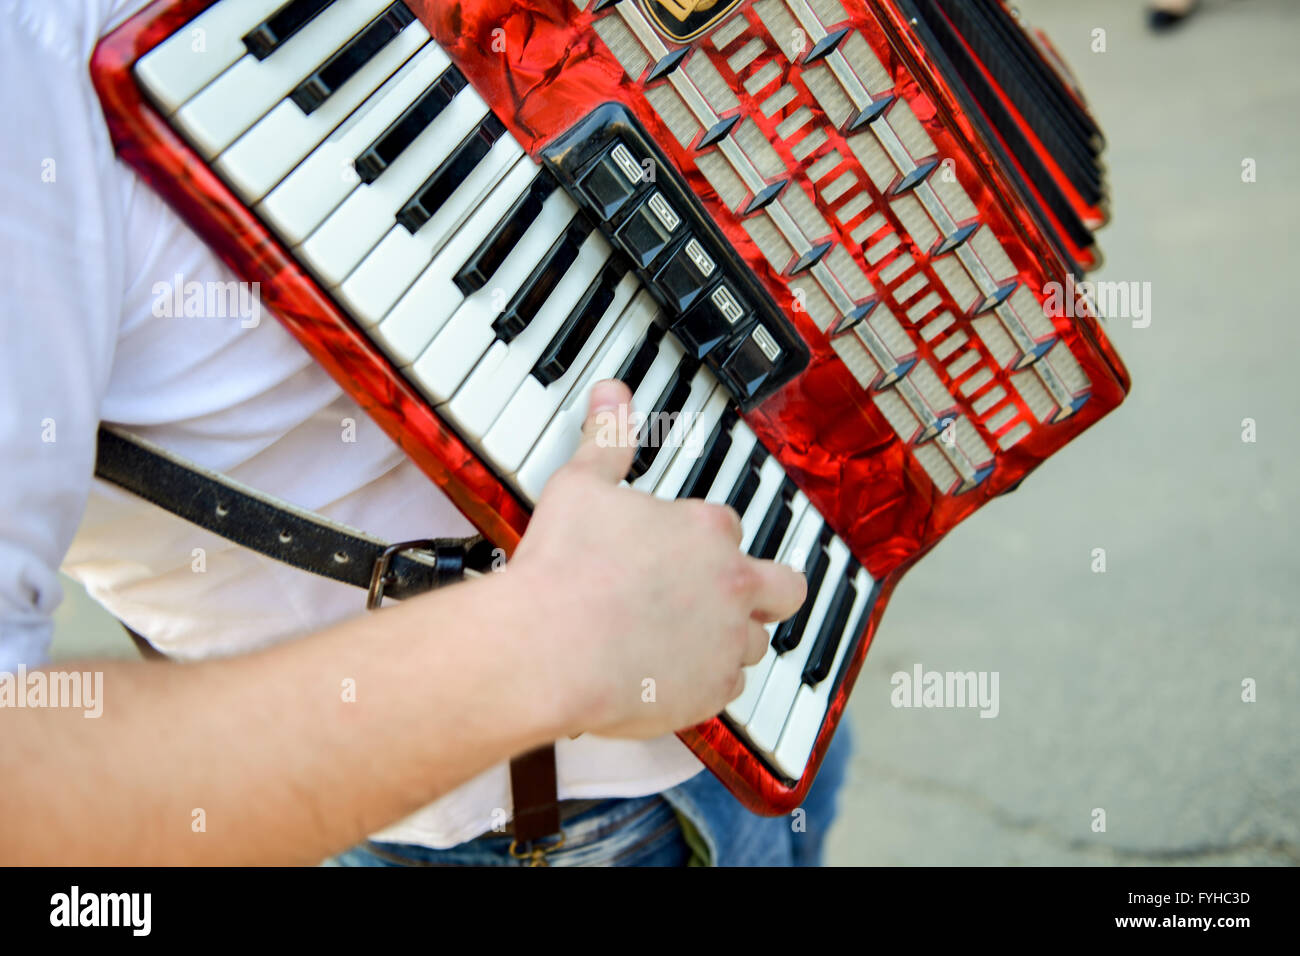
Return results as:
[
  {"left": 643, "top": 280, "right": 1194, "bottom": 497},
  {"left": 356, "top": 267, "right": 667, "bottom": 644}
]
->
[
  {"left": 509, "top": 380, "right": 807, "bottom": 740},
  {"left": 0, "top": 381, "right": 805, "bottom": 864}
]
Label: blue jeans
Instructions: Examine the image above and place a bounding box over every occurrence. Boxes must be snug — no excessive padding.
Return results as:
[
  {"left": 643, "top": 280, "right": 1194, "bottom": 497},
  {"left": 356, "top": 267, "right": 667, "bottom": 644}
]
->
[{"left": 329, "top": 725, "right": 851, "bottom": 867}]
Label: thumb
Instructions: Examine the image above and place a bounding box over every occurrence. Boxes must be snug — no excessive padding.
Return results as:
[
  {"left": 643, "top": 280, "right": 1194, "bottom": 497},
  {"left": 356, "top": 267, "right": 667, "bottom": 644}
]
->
[{"left": 567, "top": 380, "right": 637, "bottom": 484}]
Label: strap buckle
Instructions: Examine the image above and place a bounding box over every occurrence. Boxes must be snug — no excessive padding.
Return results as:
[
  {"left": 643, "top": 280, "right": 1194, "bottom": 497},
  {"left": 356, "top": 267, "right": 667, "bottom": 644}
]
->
[
  {"left": 508, "top": 833, "right": 566, "bottom": 867},
  {"left": 366, "top": 539, "right": 441, "bottom": 611}
]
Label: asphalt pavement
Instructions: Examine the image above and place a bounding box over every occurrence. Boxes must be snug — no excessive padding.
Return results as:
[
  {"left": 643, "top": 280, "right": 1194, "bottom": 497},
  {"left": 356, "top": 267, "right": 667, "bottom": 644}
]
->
[{"left": 825, "top": 0, "right": 1300, "bottom": 865}]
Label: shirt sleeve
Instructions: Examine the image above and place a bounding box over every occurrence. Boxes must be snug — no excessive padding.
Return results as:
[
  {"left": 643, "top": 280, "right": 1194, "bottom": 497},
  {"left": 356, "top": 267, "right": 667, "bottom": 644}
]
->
[{"left": 0, "top": 3, "right": 126, "bottom": 668}]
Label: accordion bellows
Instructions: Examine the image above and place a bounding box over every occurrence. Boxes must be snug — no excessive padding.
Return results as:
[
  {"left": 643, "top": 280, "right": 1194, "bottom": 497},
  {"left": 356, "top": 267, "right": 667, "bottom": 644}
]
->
[{"left": 92, "top": 0, "right": 1129, "bottom": 814}]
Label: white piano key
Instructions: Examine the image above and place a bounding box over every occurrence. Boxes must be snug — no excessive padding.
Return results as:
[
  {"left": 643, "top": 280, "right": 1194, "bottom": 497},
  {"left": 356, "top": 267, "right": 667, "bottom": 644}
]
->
[
  {"left": 213, "top": 21, "right": 430, "bottom": 203},
  {"left": 442, "top": 231, "right": 614, "bottom": 440},
  {"left": 738, "top": 456, "right": 788, "bottom": 552},
  {"left": 729, "top": 645, "right": 779, "bottom": 729},
  {"left": 513, "top": 292, "right": 660, "bottom": 503},
  {"left": 481, "top": 272, "right": 641, "bottom": 476},
  {"left": 743, "top": 537, "right": 852, "bottom": 754},
  {"left": 367, "top": 159, "right": 540, "bottom": 362},
  {"left": 724, "top": 493, "right": 812, "bottom": 726},
  {"left": 401, "top": 185, "right": 579, "bottom": 391},
  {"left": 337, "top": 137, "right": 526, "bottom": 324},
  {"left": 652, "top": 386, "right": 729, "bottom": 500},
  {"left": 298, "top": 83, "right": 490, "bottom": 287},
  {"left": 772, "top": 567, "right": 875, "bottom": 779},
  {"left": 630, "top": 364, "right": 718, "bottom": 494},
  {"left": 703, "top": 421, "right": 758, "bottom": 505},
  {"left": 174, "top": 0, "right": 394, "bottom": 159},
  {"left": 134, "top": 0, "right": 286, "bottom": 114},
  {"left": 257, "top": 42, "right": 452, "bottom": 246}
]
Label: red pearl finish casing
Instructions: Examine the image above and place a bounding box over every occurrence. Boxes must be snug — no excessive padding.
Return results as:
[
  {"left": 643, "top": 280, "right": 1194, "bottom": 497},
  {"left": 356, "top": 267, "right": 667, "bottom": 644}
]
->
[{"left": 91, "top": 0, "right": 1129, "bottom": 815}]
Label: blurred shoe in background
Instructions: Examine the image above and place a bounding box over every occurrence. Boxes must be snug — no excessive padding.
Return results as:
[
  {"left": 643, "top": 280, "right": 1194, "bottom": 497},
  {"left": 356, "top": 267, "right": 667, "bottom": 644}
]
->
[{"left": 1148, "top": 0, "right": 1201, "bottom": 30}]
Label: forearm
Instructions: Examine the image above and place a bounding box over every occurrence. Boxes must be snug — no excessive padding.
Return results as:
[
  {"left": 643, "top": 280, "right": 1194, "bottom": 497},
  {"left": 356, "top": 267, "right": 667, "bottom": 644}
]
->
[{"left": 0, "top": 571, "right": 572, "bottom": 865}]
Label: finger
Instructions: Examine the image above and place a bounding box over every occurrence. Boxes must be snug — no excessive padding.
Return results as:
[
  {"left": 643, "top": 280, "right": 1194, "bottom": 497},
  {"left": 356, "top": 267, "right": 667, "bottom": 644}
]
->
[
  {"left": 746, "top": 559, "right": 808, "bottom": 623},
  {"left": 718, "top": 505, "right": 743, "bottom": 548},
  {"left": 690, "top": 500, "right": 743, "bottom": 548},
  {"left": 743, "top": 619, "right": 770, "bottom": 666},
  {"left": 727, "top": 670, "right": 747, "bottom": 704},
  {"left": 566, "top": 380, "right": 636, "bottom": 484}
]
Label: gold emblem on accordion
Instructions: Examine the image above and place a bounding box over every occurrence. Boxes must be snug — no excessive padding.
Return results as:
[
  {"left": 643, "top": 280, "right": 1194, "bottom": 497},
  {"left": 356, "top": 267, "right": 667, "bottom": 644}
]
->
[{"left": 640, "top": 0, "right": 745, "bottom": 43}]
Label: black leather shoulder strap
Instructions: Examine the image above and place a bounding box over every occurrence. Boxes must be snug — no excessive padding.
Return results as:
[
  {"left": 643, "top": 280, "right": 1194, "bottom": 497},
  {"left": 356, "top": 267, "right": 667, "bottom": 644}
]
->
[
  {"left": 94, "top": 425, "right": 562, "bottom": 853},
  {"left": 93, "top": 425, "right": 495, "bottom": 601}
]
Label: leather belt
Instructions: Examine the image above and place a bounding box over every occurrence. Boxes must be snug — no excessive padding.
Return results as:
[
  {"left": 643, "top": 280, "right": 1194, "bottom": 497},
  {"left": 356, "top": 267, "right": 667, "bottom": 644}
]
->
[{"left": 94, "top": 425, "right": 563, "bottom": 860}]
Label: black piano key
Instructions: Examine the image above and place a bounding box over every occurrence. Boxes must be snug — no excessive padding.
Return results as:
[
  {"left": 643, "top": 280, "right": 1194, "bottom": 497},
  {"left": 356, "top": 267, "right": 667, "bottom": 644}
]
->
[
  {"left": 532, "top": 259, "right": 626, "bottom": 385},
  {"left": 289, "top": 3, "right": 416, "bottom": 114},
  {"left": 772, "top": 530, "right": 832, "bottom": 654},
  {"left": 725, "top": 448, "right": 766, "bottom": 515},
  {"left": 828, "top": 574, "right": 882, "bottom": 697},
  {"left": 243, "top": 0, "right": 334, "bottom": 60},
  {"left": 456, "top": 173, "right": 560, "bottom": 295},
  {"left": 396, "top": 114, "right": 507, "bottom": 234},
  {"left": 801, "top": 566, "right": 859, "bottom": 685},
  {"left": 354, "top": 66, "right": 467, "bottom": 185},
  {"left": 629, "top": 355, "right": 697, "bottom": 480},
  {"left": 677, "top": 410, "right": 735, "bottom": 500},
  {"left": 747, "top": 478, "right": 796, "bottom": 560},
  {"left": 492, "top": 215, "right": 594, "bottom": 343},
  {"left": 612, "top": 323, "right": 666, "bottom": 394}
]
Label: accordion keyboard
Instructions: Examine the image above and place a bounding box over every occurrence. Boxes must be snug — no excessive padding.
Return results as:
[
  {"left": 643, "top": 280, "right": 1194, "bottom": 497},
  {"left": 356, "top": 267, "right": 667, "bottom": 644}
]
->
[{"left": 132, "top": 0, "right": 875, "bottom": 782}]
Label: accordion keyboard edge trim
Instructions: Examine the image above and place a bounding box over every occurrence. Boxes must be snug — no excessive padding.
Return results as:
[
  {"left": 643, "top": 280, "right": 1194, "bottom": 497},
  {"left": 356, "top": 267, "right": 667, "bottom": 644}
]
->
[{"left": 90, "top": 0, "right": 1131, "bottom": 816}]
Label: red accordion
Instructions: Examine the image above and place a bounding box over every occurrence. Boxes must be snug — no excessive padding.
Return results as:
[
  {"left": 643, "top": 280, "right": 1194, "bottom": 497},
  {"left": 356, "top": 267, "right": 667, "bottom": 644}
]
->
[{"left": 91, "top": 0, "right": 1129, "bottom": 815}]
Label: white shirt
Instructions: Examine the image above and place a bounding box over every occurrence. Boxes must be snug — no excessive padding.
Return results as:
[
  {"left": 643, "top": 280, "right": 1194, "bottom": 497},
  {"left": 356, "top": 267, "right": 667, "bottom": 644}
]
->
[{"left": 0, "top": 0, "right": 702, "bottom": 848}]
